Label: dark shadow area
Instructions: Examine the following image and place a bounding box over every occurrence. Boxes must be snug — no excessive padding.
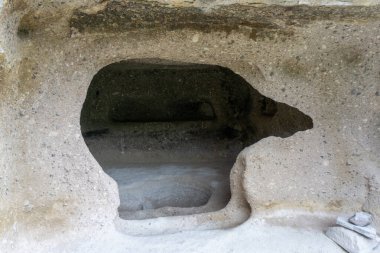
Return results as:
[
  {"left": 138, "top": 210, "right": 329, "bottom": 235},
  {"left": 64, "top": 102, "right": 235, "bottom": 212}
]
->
[{"left": 81, "top": 59, "right": 313, "bottom": 220}]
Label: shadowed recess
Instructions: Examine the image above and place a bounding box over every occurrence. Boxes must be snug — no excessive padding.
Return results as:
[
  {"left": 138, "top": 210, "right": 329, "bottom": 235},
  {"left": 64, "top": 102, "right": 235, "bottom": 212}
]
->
[{"left": 80, "top": 59, "right": 313, "bottom": 220}]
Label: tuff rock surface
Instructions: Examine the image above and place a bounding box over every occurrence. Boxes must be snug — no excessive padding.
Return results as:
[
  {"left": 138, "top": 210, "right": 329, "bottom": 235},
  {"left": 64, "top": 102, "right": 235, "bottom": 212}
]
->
[{"left": 0, "top": 0, "right": 379, "bottom": 252}]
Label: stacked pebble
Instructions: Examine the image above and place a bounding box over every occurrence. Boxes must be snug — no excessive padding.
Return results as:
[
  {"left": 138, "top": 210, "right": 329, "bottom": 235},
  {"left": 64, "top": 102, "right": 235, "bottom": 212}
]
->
[{"left": 326, "top": 212, "right": 380, "bottom": 253}]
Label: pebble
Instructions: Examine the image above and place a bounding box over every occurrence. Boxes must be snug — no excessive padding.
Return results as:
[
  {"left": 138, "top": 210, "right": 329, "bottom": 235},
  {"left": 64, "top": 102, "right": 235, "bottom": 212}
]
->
[{"left": 349, "top": 212, "right": 373, "bottom": 227}]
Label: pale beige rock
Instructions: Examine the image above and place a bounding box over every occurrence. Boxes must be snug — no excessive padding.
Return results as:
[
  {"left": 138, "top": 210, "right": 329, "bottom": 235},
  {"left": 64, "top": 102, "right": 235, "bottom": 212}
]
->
[{"left": 0, "top": 0, "right": 379, "bottom": 252}]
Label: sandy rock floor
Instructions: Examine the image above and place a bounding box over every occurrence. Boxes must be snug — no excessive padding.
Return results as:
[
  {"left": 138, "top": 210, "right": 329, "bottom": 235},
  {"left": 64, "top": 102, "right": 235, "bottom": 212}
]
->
[
  {"left": 105, "top": 162, "right": 231, "bottom": 220},
  {"left": 53, "top": 218, "right": 347, "bottom": 253}
]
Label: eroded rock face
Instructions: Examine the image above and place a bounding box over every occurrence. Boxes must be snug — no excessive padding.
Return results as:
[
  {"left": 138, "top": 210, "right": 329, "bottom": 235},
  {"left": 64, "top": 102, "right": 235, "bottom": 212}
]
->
[{"left": 0, "top": 0, "right": 379, "bottom": 252}]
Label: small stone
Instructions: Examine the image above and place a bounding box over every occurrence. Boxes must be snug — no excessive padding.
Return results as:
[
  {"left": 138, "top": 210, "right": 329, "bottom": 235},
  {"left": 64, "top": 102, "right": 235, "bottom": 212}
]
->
[
  {"left": 192, "top": 34, "right": 199, "bottom": 43},
  {"left": 326, "top": 227, "right": 380, "bottom": 253},
  {"left": 349, "top": 212, "right": 373, "bottom": 227},
  {"left": 337, "top": 217, "right": 377, "bottom": 239},
  {"left": 23, "top": 200, "right": 33, "bottom": 213}
]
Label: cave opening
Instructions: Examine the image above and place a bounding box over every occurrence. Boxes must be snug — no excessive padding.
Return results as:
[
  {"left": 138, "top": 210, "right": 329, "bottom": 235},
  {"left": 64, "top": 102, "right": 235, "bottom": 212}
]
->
[{"left": 80, "top": 59, "right": 313, "bottom": 220}]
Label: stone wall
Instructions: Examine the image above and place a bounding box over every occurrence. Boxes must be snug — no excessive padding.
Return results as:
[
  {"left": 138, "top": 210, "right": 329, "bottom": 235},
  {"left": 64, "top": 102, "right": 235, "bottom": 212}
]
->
[{"left": 0, "top": 0, "right": 379, "bottom": 252}]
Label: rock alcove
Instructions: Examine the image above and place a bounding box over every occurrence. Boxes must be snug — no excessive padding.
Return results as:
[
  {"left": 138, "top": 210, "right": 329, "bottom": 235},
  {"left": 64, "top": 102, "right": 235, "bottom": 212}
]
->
[{"left": 80, "top": 59, "right": 313, "bottom": 220}]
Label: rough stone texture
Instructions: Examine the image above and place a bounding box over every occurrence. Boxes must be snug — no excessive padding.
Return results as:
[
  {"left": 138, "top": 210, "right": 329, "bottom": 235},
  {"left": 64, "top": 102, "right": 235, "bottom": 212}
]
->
[{"left": 0, "top": 0, "right": 379, "bottom": 252}]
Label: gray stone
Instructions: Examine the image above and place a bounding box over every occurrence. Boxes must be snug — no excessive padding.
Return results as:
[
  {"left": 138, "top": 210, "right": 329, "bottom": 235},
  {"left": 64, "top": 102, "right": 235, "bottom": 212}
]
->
[
  {"left": 337, "top": 217, "right": 378, "bottom": 239},
  {"left": 326, "top": 227, "right": 380, "bottom": 253},
  {"left": 350, "top": 212, "right": 374, "bottom": 227}
]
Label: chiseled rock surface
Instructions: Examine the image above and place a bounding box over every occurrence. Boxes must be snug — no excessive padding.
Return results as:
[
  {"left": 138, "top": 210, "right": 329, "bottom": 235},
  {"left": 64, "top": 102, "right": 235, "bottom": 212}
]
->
[{"left": 0, "top": 0, "right": 379, "bottom": 252}]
